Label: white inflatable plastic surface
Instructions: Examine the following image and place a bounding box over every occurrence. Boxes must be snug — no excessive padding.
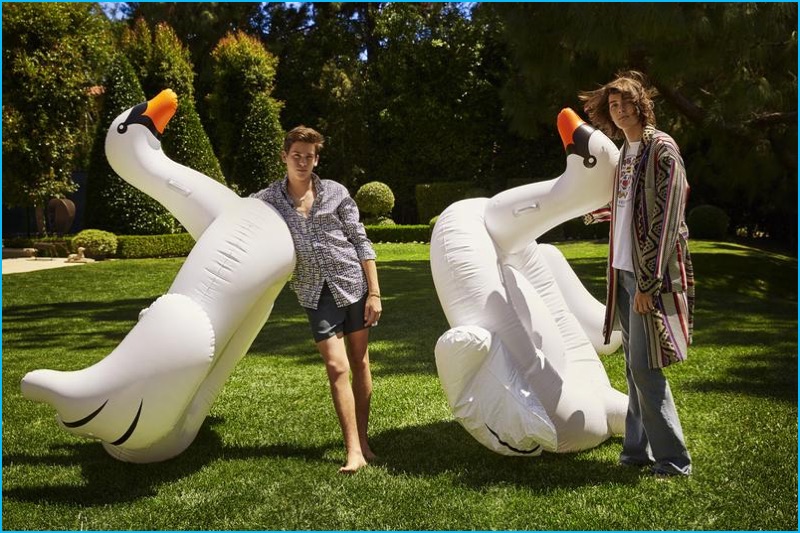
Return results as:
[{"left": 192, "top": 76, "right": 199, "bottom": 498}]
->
[
  {"left": 431, "top": 108, "right": 626, "bottom": 455},
  {"left": 21, "top": 89, "right": 296, "bottom": 463}
]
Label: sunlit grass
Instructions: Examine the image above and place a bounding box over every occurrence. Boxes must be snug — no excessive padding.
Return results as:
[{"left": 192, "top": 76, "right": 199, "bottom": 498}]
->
[{"left": 2, "top": 240, "right": 796, "bottom": 530}]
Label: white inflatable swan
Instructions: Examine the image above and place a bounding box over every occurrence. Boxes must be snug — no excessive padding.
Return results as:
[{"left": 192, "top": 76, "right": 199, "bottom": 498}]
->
[
  {"left": 431, "top": 108, "right": 626, "bottom": 455},
  {"left": 21, "top": 89, "right": 296, "bottom": 463}
]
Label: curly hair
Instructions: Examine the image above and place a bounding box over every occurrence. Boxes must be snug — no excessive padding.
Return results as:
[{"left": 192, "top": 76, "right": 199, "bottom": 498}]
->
[
  {"left": 283, "top": 125, "right": 325, "bottom": 154},
  {"left": 578, "top": 70, "right": 657, "bottom": 140}
]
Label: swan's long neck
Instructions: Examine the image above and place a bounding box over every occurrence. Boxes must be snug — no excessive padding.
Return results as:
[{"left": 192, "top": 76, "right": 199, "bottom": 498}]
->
[
  {"left": 484, "top": 133, "right": 619, "bottom": 254},
  {"left": 106, "top": 126, "right": 239, "bottom": 239}
]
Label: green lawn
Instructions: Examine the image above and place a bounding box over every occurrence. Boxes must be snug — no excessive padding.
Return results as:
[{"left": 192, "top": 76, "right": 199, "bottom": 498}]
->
[{"left": 2, "top": 241, "right": 797, "bottom": 530}]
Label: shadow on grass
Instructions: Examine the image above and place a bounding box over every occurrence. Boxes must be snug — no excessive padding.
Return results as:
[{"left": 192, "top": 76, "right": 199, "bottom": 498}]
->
[
  {"left": 2, "top": 416, "right": 336, "bottom": 506},
  {"left": 370, "top": 420, "right": 641, "bottom": 492},
  {"left": 2, "top": 298, "right": 151, "bottom": 352},
  {"left": 4, "top": 417, "right": 637, "bottom": 507}
]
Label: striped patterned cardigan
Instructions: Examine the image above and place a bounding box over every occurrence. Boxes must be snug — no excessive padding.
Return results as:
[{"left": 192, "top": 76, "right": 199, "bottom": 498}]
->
[{"left": 585, "top": 125, "right": 695, "bottom": 369}]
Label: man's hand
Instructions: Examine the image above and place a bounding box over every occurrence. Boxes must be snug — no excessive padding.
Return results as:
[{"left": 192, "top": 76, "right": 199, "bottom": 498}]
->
[
  {"left": 364, "top": 294, "right": 382, "bottom": 326},
  {"left": 634, "top": 290, "right": 655, "bottom": 314}
]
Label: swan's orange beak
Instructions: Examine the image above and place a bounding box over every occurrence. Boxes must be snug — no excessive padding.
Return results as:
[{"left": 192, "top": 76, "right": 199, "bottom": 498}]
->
[
  {"left": 142, "top": 89, "right": 178, "bottom": 135},
  {"left": 557, "top": 108, "right": 585, "bottom": 152}
]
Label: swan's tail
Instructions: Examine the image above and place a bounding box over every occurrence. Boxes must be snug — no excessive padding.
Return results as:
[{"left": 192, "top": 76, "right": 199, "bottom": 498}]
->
[{"left": 21, "top": 294, "right": 215, "bottom": 449}]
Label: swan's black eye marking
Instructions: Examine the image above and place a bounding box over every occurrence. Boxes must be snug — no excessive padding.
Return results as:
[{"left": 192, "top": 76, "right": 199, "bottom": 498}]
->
[
  {"left": 565, "top": 123, "right": 597, "bottom": 168},
  {"left": 117, "top": 101, "right": 161, "bottom": 139}
]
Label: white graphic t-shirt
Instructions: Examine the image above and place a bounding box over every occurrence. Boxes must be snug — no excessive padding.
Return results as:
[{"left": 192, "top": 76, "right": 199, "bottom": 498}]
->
[{"left": 612, "top": 141, "right": 641, "bottom": 272}]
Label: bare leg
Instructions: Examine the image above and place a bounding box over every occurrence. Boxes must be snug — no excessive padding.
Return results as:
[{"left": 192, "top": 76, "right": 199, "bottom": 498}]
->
[
  {"left": 345, "top": 328, "right": 376, "bottom": 461},
  {"left": 317, "top": 333, "right": 368, "bottom": 473}
]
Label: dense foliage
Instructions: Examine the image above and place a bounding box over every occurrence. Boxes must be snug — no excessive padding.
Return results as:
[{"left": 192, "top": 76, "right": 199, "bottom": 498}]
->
[
  {"left": 72, "top": 228, "right": 118, "bottom": 258},
  {"left": 688, "top": 204, "right": 731, "bottom": 240},
  {"left": 85, "top": 54, "right": 178, "bottom": 234},
  {"left": 495, "top": 2, "right": 797, "bottom": 243},
  {"left": 3, "top": 2, "right": 795, "bottom": 244},
  {"left": 121, "top": 19, "right": 225, "bottom": 186},
  {"left": 2, "top": 3, "right": 112, "bottom": 208},
  {"left": 355, "top": 181, "right": 395, "bottom": 218},
  {"left": 208, "top": 31, "right": 284, "bottom": 194}
]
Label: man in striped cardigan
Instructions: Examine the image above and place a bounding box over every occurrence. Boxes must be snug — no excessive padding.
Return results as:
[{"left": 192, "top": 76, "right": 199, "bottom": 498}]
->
[{"left": 580, "top": 71, "right": 693, "bottom": 477}]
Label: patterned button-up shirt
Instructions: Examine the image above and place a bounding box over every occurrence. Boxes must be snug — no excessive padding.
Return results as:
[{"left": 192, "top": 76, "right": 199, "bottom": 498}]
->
[{"left": 250, "top": 174, "right": 376, "bottom": 309}]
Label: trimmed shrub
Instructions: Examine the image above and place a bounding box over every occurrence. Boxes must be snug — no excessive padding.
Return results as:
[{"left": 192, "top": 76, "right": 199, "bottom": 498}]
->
[
  {"left": 429, "top": 215, "right": 439, "bottom": 227},
  {"left": 116, "top": 233, "right": 196, "bottom": 258},
  {"left": 208, "top": 32, "right": 284, "bottom": 194},
  {"left": 72, "top": 229, "right": 118, "bottom": 259},
  {"left": 356, "top": 181, "right": 395, "bottom": 218},
  {"left": 365, "top": 224, "right": 431, "bottom": 243},
  {"left": 688, "top": 204, "right": 730, "bottom": 240},
  {"left": 85, "top": 53, "right": 178, "bottom": 235},
  {"left": 415, "top": 181, "right": 474, "bottom": 224}
]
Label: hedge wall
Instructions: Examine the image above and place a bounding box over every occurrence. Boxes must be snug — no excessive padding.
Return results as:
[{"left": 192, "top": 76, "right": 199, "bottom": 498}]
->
[
  {"left": 365, "top": 224, "right": 431, "bottom": 243},
  {"left": 415, "top": 181, "right": 474, "bottom": 224},
  {"left": 116, "top": 233, "right": 196, "bottom": 258}
]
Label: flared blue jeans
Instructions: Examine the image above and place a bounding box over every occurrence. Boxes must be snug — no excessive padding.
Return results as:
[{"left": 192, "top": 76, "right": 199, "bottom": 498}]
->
[{"left": 616, "top": 269, "right": 692, "bottom": 475}]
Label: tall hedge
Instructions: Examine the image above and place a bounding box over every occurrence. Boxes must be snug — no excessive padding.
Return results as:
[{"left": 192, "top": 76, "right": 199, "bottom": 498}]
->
[
  {"left": 233, "top": 93, "right": 285, "bottom": 195},
  {"left": 415, "top": 181, "right": 475, "bottom": 224},
  {"left": 122, "top": 20, "right": 225, "bottom": 190},
  {"left": 208, "top": 32, "right": 284, "bottom": 194},
  {"left": 85, "top": 54, "right": 178, "bottom": 234}
]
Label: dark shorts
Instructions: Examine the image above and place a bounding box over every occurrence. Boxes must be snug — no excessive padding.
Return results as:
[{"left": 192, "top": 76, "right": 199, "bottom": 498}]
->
[{"left": 304, "top": 283, "right": 368, "bottom": 343}]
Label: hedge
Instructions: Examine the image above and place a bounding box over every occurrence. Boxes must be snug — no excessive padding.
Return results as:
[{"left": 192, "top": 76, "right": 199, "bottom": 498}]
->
[
  {"left": 415, "top": 181, "right": 474, "bottom": 224},
  {"left": 365, "top": 224, "right": 431, "bottom": 243},
  {"left": 115, "top": 233, "right": 196, "bottom": 258},
  {"left": 2, "top": 219, "right": 604, "bottom": 259}
]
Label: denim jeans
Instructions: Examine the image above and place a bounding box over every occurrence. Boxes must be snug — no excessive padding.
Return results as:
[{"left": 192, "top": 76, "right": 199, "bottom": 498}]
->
[{"left": 616, "top": 269, "right": 692, "bottom": 475}]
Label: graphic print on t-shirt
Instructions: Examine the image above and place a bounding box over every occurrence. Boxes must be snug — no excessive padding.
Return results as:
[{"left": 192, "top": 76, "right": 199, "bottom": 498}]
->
[{"left": 617, "top": 150, "right": 639, "bottom": 204}]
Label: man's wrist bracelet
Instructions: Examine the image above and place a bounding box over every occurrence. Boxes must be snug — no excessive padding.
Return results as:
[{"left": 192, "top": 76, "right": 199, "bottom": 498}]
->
[{"left": 368, "top": 292, "right": 381, "bottom": 299}]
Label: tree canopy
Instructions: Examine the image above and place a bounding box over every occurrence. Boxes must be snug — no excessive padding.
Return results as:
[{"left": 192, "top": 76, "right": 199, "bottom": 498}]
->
[
  {"left": 496, "top": 2, "right": 797, "bottom": 239},
  {"left": 2, "top": 2, "right": 112, "bottom": 208},
  {"left": 3, "top": 2, "right": 796, "bottom": 242}
]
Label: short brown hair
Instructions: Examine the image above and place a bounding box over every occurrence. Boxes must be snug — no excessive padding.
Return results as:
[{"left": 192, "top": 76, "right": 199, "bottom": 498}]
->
[
  {"left": 283, "top": 125, "right": 325, "bottom": 154},
  {"left": 578, "top": 70, "right": 657, "bottom": 140}
]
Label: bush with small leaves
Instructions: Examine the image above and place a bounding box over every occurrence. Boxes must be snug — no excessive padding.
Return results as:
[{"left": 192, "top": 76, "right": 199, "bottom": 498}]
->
[
  {"left": 355, "top": 181, "right": 395, "bottom": 218},
  {"left": 72, "top": 229, "right": 118, "bottom": 259},
  {"left": 688, "top": 205, "right": 730, "bottom": 240}
]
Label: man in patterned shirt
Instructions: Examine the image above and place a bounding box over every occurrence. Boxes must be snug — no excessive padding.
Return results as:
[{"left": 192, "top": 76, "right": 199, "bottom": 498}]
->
[
  {"left": 251, "top": 126, "right": 381, "bottom": 473},
  {"left": 580, "top": 71, "right": 693, "bottom": 477}
]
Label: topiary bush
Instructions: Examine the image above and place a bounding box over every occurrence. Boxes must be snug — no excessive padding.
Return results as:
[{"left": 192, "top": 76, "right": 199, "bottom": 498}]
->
[
  {"left": 355, "top": 181, "right": 395, "bottom": 220},
  {"left": 688, "top": 204, "right": 730, "bottom": 240},
  {"left": 72, "top": 229, "right": 118, "bottom": 259}
]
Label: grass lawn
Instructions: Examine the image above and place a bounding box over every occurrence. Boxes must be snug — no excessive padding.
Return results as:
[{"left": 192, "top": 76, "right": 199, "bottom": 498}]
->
[{"left": 2, "top": 240, "right": 797, "bottom": 530}]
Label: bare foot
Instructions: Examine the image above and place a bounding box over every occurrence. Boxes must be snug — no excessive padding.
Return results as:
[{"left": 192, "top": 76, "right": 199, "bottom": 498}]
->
[
  {"left": 363, "top": 449, "right": 378, "bottom": 462},
  {"left": 360, "top": 440, "right": 378, "bottom": 462},
  {"left": 339, "top": 455, "right": 368, "bottom": 474}
]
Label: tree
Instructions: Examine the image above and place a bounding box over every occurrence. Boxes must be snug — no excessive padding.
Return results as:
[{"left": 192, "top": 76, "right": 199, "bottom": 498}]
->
[
  {"left": 123, "top": 2, "right": 263, "bottom": 120},
  {"left": 495, "top": 2, "right": 798, "bottom": 242},
  {"left": 85, "top": 54, "right": 178, "bottom": 234},
  {"left": 362, "top": 3, "right": 549, "bottom": 222},
  {"left": 207, "top": 31, "right": 284, "bottom": 194},
  {"left": 263, "top": 2, "right": 369, "bottom": 191},
  {"left": 121, "top": 19, "right": 226, "bottom": 188},
  {"left": 2, "top": 3, "right": 112, "bottom": 213}
]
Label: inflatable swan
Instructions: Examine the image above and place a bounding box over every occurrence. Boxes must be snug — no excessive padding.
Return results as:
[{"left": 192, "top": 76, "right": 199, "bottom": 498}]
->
[
  {"left": 21, "top": 89, "right": 296, "bottom": 463},
  {"left": 431, "top": 108, "right": 626, "bottom": 455}
]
